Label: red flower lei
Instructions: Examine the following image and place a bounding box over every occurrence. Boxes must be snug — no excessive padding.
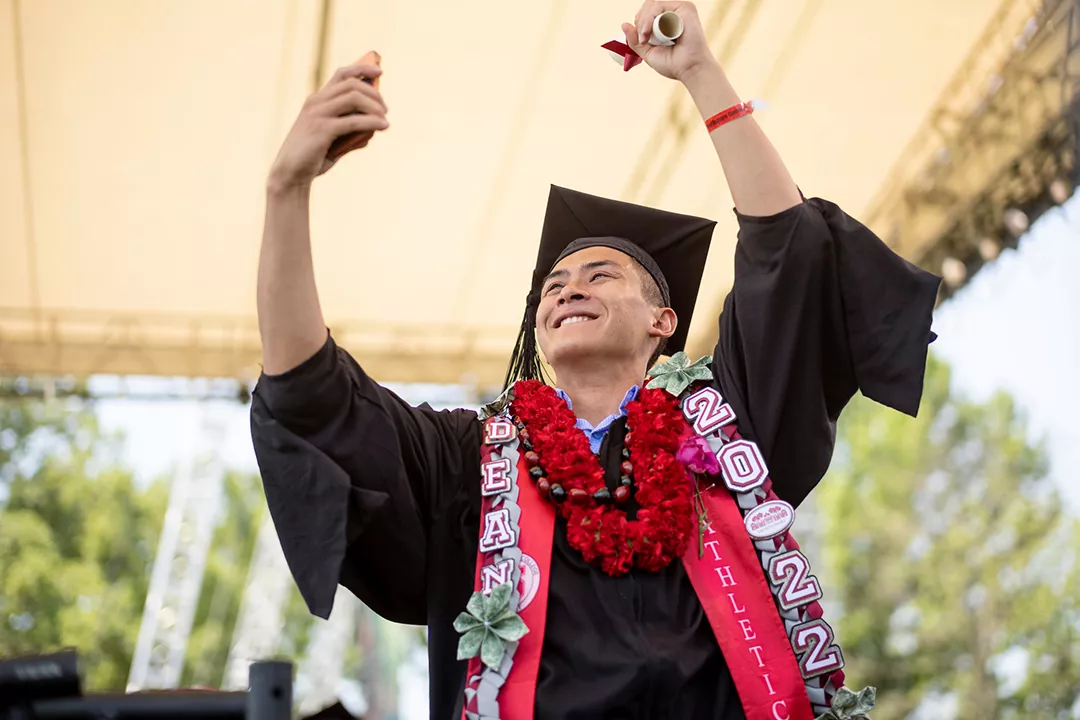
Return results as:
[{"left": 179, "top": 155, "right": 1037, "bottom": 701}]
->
[{"left": 511, "top": 380, "right": 696, "bottom": 576}]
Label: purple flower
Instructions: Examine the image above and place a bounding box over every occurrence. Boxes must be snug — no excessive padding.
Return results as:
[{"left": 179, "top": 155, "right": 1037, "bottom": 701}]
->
[{"left": 676, "top": 435, "right": 720, "bottom": 476}]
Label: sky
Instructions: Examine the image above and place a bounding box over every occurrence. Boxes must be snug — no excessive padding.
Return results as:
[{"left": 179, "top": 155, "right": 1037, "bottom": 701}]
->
[
  {"left": 83, "top": 188, "right": 1080, "bottom": 715},
  {"left": 929, "top": 188, "right": 1080, "bottom": 511}
]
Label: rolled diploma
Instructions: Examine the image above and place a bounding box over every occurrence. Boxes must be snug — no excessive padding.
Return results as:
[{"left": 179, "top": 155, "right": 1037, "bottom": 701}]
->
[
  {"left": 648, "top": 11, "right": 683, "bottom": 46},
  {"left": 608, "top": 11, "right": 684, "bottom": 64}
]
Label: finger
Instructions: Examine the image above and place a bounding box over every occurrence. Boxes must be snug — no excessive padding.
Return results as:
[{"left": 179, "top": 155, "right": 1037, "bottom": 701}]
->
[
  {"left": 310, "top": 63, "right": 383, "bottom": 106},
  {"left": 327, "top": 63, "right": 383, "bottom": 87},
  {"left": 324, "top": 77, "right": 388, "bottom": 113},
  {"left": 326, "top": 130, "right": 374, "bottom": 163},
  {"left": 622, "top": 23, "right": 645, "bottom": 54},
  {"left": 634, "top": 3, "right": 646, "bottom": 40},
  {"left": 328, "top": 131, "right": 374, "bottom": 159},
  {"left": 327, "top": 113, "right": 389, "bottom": 138},
  {"left": 323, "top": 90, "right": 387, "bottom": 120},
  {"left": 636, "top": 1, "right": 657, "bottom": 42}
]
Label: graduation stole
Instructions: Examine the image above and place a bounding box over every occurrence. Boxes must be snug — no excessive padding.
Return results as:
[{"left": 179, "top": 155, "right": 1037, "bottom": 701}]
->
[{"left": 457, "top": 356, "right": 872, "bottom": 720}]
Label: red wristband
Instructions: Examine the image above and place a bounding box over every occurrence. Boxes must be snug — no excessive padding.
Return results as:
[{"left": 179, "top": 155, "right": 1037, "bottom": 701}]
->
[{"left": 704, "top": 101, "right": 755, "bottom": 133}]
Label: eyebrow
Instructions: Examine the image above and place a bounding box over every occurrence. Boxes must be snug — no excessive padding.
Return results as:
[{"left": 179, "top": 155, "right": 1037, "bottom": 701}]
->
[{"left": 541, "top": 260, "right": 622, "bottom": 288}]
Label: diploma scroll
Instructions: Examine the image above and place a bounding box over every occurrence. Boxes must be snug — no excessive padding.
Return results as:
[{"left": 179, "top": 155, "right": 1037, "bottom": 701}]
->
[
  {"left": 648, "top": 11, "right": 684, "bottom": 46},
  {"left": 603, "top": 11, "right": 684, "bottom": 70}
]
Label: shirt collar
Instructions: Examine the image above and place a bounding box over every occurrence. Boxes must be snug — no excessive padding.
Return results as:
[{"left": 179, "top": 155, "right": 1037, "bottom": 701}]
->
[{"left": 554, "top": 384, "right": 640, "bottom": 421}]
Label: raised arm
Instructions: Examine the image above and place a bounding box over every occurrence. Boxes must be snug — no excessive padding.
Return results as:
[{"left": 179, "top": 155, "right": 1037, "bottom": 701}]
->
[
  {"left": 257, "top": 57, "right": 389, "bottom": 374},
  {"left": 622, "top": 1, "right": 801, "bottom": 217},
  {"left": 626, "top": 3, "right": 941, "bottom": 506},
  {"left": 251, "top": 57, "right": 483, "bottom": 624}
]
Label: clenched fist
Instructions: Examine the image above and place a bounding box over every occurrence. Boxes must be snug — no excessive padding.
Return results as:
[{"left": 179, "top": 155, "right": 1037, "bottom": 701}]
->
[
  {"left": 623, "top": 2, "right": 717, "bottom": 83},
  {"left": 268, "top": 51, "right": 389, "bottom": 191}
]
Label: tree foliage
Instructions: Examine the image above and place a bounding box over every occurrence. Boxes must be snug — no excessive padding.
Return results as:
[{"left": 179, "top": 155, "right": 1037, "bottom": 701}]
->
[
  {"left": 818, "top": 356, "right": 1080, "bottom": 718},
  {"left": 0, "top": 386, "right": 314, "bottom": 693},
  {"left": 0, "top": 389, "right": 167, "bottom": 689}
]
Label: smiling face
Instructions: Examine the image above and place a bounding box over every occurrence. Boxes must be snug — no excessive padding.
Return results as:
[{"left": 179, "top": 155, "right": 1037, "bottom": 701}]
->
[{"left": 535, "top": 245, "right": 677, "bottom": 374}]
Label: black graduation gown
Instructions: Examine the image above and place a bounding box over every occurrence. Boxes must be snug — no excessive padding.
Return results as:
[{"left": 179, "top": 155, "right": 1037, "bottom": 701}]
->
[{"left": 249, "top": 198, "right": 940, "bottom": 719}]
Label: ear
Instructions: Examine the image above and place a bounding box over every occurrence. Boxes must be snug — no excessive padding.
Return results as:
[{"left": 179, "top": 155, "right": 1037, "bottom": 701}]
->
[{"left": 649, "top": 307, "right": 678, "bottom": 340}]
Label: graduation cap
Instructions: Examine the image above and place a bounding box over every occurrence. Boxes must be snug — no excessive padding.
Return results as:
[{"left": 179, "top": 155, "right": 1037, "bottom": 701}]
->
[{"left": 504, "top": 185, "right": 717, "bottom": 389}]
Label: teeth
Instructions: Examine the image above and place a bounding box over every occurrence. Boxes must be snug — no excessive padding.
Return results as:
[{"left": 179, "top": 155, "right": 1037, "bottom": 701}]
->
[{"left": 561, "top": 316, "right": 593, "bottom": 326}]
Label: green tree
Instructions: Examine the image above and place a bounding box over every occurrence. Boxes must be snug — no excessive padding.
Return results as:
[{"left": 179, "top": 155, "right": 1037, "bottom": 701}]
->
[
  {"left": 817, "top": 356, "right": 1080, "bottom": 719},
  {"left": 0, "top": 387, "right": 168, "bottom": 690},
  {"left": 0, "top": 384, "right": 317, "bottom": 693}
]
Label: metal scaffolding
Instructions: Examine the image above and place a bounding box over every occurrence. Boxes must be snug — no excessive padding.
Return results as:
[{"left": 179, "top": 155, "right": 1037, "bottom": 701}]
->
[
  {"left": 863, "top": 0, "right": 1080, "bottom": 298},
  {"left": 126, "top": 421, "right": 224, "bottom": 691},
  {"left": 0, "top": 307, "right": 512, "bottom": 388},
  {"left": 686, "top": 0, "right": 1075, "bottom": 356},
  {"left": 221, "top": 515, "right": 295, "bottom": 691},
  {"left": 295, "top": 586, "right": 362, "bottom": 717}
]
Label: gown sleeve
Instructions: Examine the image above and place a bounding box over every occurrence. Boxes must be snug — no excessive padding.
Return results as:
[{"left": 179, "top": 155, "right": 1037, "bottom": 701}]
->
[
  {"left": 249, "top": 333, "right": 480, "bottom": 624},
  {"left": 712, "top": 197, "right": 941, "bottom": 508}
]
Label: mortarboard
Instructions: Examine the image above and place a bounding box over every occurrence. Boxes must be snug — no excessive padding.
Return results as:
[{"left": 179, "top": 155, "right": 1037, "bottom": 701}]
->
[{"left": 504, "top": 185, "right": 717, "bottom": 389}]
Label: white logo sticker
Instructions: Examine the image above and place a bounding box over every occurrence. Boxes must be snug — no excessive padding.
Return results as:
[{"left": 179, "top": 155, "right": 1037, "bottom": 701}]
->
[
  {"left": 744, "top": 500, "right": 795, "bottom": 540},
  {"left": 517, "top": 554, "right": 541, "bottom": 611}
]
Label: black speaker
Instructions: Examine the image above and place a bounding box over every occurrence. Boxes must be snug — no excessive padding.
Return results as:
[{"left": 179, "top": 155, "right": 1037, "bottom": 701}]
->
[
  {"left": 0, "top": 652, "right": 294, "bottom": 720},
  {"left": 0, "top": 650, "right": 80, "bottom": 706}
]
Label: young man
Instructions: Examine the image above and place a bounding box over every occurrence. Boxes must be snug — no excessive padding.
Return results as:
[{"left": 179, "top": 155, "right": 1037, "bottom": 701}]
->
[{"left": 251, "top": 3, "right": 939, "bottom": 718}]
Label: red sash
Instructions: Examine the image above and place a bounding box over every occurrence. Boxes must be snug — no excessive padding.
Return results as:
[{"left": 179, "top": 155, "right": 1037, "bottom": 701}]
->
[
  {"left": 463, "top": 423, "right": 555, "bottom": 718},
  {"left": 465, "top": 395, "right": 843, "bottom": 719},
  {"left": 683, "top": 487, "right": 812, "bottom": 720}
]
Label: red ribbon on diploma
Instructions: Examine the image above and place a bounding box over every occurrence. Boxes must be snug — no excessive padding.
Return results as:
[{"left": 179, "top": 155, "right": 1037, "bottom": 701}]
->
[{"left": 600, "top": 40, "right": 643, "bottom": 71}]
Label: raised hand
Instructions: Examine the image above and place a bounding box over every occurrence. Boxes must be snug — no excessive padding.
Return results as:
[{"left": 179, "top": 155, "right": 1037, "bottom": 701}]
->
[
  {"left": 622, "top": 1, "right": 717, "bottom": 83},
  {"left": 268, "top": 52, "right": 389, "bottom": 191}
]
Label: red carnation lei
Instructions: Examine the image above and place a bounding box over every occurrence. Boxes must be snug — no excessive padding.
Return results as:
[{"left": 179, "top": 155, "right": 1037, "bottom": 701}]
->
[{"left": 511, "top": 380, "right": 695, "bottom": 575}]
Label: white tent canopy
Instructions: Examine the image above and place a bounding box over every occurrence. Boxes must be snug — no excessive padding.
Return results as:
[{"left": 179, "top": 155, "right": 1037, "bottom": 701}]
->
[{"left": 0, "top": 0, "right": 1016, "bottom": 386}]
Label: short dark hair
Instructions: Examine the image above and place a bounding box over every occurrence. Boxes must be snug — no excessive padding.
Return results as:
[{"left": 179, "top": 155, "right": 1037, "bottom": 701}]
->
[{"left": 630, "top": 259, "right": 669, "bottom": 371}]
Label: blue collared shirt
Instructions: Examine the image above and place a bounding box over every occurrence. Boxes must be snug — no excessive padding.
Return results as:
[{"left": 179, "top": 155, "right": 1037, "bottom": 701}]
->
[{"left": 554, "top": 385, "right": 640, "bottom": 454}]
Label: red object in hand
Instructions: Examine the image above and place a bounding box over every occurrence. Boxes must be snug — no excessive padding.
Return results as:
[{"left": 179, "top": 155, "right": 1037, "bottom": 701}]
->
[{"left": 600, "top": 40, "right": 643, "bottom": 71}]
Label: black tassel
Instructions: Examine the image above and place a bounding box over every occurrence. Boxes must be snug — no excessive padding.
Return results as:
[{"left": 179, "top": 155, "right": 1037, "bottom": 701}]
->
[{"left": 502, "top": 290, "right": 546, "bottom": 391}]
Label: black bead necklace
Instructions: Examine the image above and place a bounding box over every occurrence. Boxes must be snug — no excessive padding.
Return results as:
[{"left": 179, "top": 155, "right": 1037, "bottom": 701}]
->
[{"left": 512, "top": 417, "right": 636, "bottom": 507}]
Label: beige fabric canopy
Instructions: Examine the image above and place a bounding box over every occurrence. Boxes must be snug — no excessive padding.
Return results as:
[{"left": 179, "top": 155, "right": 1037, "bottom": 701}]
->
[{"left": 0, "top": 0, "right": 1024, "bottom": 387}]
